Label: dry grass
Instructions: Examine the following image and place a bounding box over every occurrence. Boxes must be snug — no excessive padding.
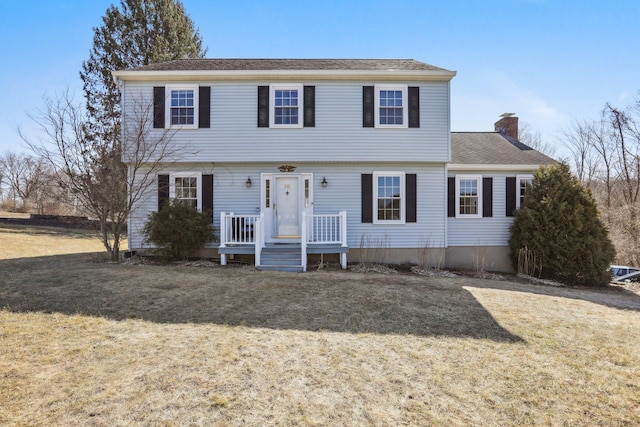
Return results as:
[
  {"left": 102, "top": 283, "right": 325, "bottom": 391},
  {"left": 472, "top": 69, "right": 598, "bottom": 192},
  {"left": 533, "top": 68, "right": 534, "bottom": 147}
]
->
[
  {"left": 0, "top": 224, "right": 109, "bottom": 259},
  {"left": 1, "top": 226, "right": 639, "bottom": 426}
]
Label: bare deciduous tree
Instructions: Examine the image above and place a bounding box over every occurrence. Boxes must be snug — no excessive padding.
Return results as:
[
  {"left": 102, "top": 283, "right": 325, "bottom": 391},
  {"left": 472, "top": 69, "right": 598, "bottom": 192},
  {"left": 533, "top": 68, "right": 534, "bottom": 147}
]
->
[
  {"left": 561, "top": 92, "right": 640, "bottom": 266},
  {"left": 0, "top": 151, "right": 48, "bottom": 211},
  {"left": 22, "top": 90, "right": 178, "bottom": 260},
  {"left": 560, "top": 120, "right": 598, "bottom": 185},
  {"left": 519, "top": 122, "right": 557, "bottom": 158}
]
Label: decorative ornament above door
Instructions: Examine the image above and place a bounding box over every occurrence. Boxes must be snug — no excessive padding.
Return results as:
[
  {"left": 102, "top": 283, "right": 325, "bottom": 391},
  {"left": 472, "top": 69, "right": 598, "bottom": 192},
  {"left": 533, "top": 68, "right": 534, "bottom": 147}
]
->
[{"left": 278, "top": 165, "right": 296, "bottom": 172}]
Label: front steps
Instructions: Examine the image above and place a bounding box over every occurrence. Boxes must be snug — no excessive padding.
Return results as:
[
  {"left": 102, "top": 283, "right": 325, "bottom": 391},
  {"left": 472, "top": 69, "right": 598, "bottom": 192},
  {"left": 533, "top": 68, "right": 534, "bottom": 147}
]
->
[{"left": 257, "top": 244, "right": 303, "bottom": 273}]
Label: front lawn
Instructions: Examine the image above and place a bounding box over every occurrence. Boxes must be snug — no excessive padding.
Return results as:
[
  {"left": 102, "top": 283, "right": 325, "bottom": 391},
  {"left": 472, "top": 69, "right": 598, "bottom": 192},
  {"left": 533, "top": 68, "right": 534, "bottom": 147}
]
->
[{"left": 0, "top": 225, "right": 639, "bottom": 425}]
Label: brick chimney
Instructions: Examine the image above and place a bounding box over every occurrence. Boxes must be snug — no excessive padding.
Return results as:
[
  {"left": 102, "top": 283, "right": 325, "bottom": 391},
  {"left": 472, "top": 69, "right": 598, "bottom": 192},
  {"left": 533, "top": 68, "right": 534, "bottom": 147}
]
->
[{"left": 494, "top": 113, "right": 519, "bottom": 139}]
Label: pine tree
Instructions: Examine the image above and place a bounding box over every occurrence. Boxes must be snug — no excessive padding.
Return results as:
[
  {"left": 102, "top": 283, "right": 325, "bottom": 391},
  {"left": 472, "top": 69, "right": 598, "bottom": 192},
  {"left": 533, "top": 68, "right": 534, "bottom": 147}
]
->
[
  {"left": 80, "top": 0, "right": 206, "bottom": 141},
  {"left": 58, "top": 0, "right": 205, "bottom": 260},
  {"left": 509, "top": 163, "right": 616, "bottom": 286}
]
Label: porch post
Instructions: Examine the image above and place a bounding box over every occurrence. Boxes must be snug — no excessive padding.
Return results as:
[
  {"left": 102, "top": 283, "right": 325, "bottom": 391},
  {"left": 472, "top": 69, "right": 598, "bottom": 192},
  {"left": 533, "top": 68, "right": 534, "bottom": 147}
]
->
[
  {"left": 255, "top": 216, "right": 262, "bottom": 267},
  {"left": 220, "top": 212, "right": 227, "bottom": 265},
  {"left": 220, "top": 212, "right": 227, "bottom": 248},
  {"left": 340, "top": 210, "right": 347, "bottom": 269},
  {"left": 301, "top": 212, "right": 308, "bottom": 272}
]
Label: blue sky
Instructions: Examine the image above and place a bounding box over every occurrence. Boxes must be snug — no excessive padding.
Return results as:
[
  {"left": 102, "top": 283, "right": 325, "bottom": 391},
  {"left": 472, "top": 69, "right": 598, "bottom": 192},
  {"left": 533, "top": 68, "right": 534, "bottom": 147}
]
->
[{"left": 0, "top": 0, "right": 638, "bottom": 156}]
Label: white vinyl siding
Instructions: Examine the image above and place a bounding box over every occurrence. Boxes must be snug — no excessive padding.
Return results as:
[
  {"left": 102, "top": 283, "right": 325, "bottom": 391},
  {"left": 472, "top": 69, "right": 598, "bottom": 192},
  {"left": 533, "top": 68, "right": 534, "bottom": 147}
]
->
[
  {"left": 128, "top": 162, "right": 447, "bottom": 251},
  {"left": 121, "top": 82, "right": 450, "bottom": 163},
  {"left": 448, "top": 170, "right": 535, "bottom": 247}
]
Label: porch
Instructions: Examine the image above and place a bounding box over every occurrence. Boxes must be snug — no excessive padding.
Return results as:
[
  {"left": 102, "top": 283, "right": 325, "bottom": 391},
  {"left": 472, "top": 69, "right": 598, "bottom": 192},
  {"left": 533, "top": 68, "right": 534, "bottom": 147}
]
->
[{"left": 218, "top": 211, "right": 349, "bottom": 272}]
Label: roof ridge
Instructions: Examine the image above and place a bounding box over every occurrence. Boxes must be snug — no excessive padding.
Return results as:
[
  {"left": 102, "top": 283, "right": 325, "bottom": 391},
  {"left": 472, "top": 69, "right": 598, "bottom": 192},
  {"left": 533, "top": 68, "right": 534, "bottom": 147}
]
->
[{"left": 123, "top": 58, "right": 453, "bottom": 73}]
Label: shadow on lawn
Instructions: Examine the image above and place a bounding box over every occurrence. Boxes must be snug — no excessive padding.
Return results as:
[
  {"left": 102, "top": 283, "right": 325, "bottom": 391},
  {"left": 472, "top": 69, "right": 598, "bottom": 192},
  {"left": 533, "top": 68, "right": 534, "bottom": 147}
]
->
[{"left": 0, "top": 255, "right": 528, "bottom": 341}]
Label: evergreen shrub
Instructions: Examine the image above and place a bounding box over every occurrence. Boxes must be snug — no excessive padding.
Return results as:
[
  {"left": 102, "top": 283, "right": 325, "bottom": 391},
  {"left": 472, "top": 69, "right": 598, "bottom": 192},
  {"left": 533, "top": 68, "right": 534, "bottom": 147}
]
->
[
  {"left": 509, "top": 163, "right": 615, "bottom": 286},
  {"left": 143, "top": 199, "right": 215, "bottom": 260}
]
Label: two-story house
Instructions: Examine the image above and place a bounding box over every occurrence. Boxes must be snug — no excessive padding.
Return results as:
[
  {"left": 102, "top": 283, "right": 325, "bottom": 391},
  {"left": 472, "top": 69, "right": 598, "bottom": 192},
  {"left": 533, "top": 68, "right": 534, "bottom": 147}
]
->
[{"left": 112, "top": 59, "right": 554, "bottom": 272}]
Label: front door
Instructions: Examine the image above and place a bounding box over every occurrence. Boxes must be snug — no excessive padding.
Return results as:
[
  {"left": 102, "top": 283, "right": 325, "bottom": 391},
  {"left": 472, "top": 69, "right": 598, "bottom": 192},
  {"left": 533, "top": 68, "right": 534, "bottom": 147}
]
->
[
  {"left": 274, "top": 176, "right": 300, "bottom": 237},
  {"left": 261, "top": 173, "right": 313, "bottom": 242}
]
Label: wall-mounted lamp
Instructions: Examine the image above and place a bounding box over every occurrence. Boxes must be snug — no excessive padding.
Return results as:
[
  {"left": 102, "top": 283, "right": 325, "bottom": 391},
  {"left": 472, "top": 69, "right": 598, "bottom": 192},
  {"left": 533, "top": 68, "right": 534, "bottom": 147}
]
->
[
  {"left": 245, "top": 177, "right": 252, "bottom": 188},
  {"left": 321, "top": 176, "right": 328, "bottom": 188}
]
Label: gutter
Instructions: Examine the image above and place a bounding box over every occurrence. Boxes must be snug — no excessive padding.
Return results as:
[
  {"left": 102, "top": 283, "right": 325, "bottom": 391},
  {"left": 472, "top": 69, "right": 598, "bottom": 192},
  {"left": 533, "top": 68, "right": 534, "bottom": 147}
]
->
[{"left": 111, "top": 71, "right": 123, "bottom": 90}]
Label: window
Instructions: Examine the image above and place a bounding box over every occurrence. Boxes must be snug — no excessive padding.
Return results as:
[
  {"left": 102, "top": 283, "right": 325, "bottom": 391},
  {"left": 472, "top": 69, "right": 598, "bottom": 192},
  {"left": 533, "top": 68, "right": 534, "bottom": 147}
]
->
[
  {"left": 166, "top": 85, "right": 199, "bottom": 129},
  {"left": 270, "top": 84, "right": 303, "bottom": 128},
  {"left": 455, "top": 175, "right": 482, "bottom": 218},
  {"left": 375, "top": 85, "right": 407, "bottom": 128},
  {"left": 516, "top": 175, "right": 533, "bottom": 209},
  {"left": 373, "top": 172, "right": 405, "bottom": 224},
  {"left": 265, "top": 179, "right": 270, "bottom": 208},
  {"left": 169, "top": 172, "right": 202, "bottom": 210}
]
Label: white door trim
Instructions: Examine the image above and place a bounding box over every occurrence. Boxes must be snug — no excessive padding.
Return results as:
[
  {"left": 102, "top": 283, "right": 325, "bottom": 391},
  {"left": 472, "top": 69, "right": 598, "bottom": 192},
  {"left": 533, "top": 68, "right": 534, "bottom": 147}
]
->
[{"left": 261, "top": 173, "right": 313, "bottom": 243}]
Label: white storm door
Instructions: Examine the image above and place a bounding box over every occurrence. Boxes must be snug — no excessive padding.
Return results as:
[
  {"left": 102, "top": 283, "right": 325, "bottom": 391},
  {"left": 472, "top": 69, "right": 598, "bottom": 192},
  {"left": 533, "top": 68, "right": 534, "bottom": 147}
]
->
[{"left": 274, "top": 176, "right": 300, "bottom": 237}]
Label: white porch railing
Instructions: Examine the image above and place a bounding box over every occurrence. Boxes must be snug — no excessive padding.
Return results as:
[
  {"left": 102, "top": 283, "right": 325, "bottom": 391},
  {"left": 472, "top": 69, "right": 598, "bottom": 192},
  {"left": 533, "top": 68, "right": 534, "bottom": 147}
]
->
[
  {"left": 304, "top": 211, "right": 348, "bottom": 269},
  {"left": 219, "top": 212, "right": 259, "bottom": 245},
  {"left": 221, "top": 211, "right": 348, "bottom": 270},
  {"left": 306, "top": 211, "right": 348, "bottom": 246}
]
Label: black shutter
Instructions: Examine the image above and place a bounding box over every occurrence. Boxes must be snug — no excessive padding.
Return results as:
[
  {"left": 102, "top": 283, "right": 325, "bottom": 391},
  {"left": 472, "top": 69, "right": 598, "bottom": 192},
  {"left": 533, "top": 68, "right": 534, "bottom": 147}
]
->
[
  {"left": 506, "top": 177, "right": 517, "bottom": 217},
  {"left": 408, "top": 86, "right": 420, "bottom": 128},
  {"left": 202, "top": 174, "right": 214, "bottom": 221},
  {"left": 363, "top": 86, "right": 374, "bottom": 127},
  {"left": 257, "top": 86, "right": 269, "bottom": 127},
  {"left": 361, "top": 174, "right": 373, "bottom": 223},
  {"left": 199, "top": 86, "right": 210, "bottom": 128},
  {"left": 483, "top": 177, "right": 493, "bottom": 218},
  {"left": 447, "top": 177, "right": 455, "bottom": 217},
  {"left": 158, "top": 174, "right": 169, "bottom": 211},
  {"left": 406, "top": 173, "right": 417, "bottom": 222},
  {"left": 303, "top": 85, "right": 315, "bottom": 127},
  {"left": 153, "top": 87, "right": 165, "bottom": 128}
]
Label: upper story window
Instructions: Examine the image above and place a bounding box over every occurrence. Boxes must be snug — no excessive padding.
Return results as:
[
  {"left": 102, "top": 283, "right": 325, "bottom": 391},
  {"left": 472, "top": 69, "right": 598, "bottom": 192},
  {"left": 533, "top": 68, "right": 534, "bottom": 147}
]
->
[
  {"left": 373, "top": 171, "right": 405, "bottom": 224},
  {"left": 170, "top": 172, "right": 202, "bottom": 210},
  {"left": 363, "top": 85, "right": 418, "bottom": 128},
  {"left": 270, "top": 84, "right": 303, "bottom": 128},
  {"left": 455, "top": 175, "right": 482, "bottom": 218},
  {"left": 516, "top": 175, "right": 533, "bottom": 209},
  {"left": 375, "top": 85, "right": 408, "bottom": 128},
  {"left": 166, "top": 85, "right": 199, "bottom": 129}
]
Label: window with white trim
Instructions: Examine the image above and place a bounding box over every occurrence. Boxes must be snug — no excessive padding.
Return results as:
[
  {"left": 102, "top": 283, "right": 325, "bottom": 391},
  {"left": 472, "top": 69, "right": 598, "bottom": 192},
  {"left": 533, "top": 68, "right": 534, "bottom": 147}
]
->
[
  {"left": 373, "top": 172, "right": 405, "bottom": 224},
  {"left": 170, "top": 172, "right": 202, "bottom": 210},
  {"left": 270, "top": 84, "right": 303, "bottom": 128},
  {"left": 166, "top": 85, "right": 199, "bottom": 129},
  {"left": 375, "top": 85, "right": 408, "bottom": 128},
  {"left": 455, "top": 175, "right": 482, "bottom": 218},
  {"left": 516, "top": 175, "right": 533, "bottom": 209}
]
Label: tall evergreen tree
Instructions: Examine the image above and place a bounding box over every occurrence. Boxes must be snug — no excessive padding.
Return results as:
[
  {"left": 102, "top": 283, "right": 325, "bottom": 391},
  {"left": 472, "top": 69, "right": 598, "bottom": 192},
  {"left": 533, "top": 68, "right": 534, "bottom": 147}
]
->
[
  {"left": 26, "top": 1, "right": 207, "bottom": 261},
  {"left": 80, "top": 0, "right": 206, "bottom": 141},
  {"left": 509, "top": 163, "right": 615, "bottom": 286}
]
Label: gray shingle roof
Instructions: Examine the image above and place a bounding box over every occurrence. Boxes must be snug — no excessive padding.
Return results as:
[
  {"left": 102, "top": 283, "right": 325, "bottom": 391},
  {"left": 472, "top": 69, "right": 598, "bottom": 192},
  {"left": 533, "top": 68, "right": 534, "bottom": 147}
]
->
[
  {"left": 451, "top": 132, "right": 556, "bottom": 165},
  {"left": 126, "top": 58, "right": 451, "bottom": 72}
]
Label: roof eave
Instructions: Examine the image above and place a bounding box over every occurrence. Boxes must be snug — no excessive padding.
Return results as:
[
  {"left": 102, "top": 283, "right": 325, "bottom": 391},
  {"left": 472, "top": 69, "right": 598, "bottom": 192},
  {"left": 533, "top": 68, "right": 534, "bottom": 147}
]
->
[
  {"left": 448, "top": 163, "right": 550, "bottom": 171},
  {"left": 111, "top": 69, "right": 457, "bottom": 82}
]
